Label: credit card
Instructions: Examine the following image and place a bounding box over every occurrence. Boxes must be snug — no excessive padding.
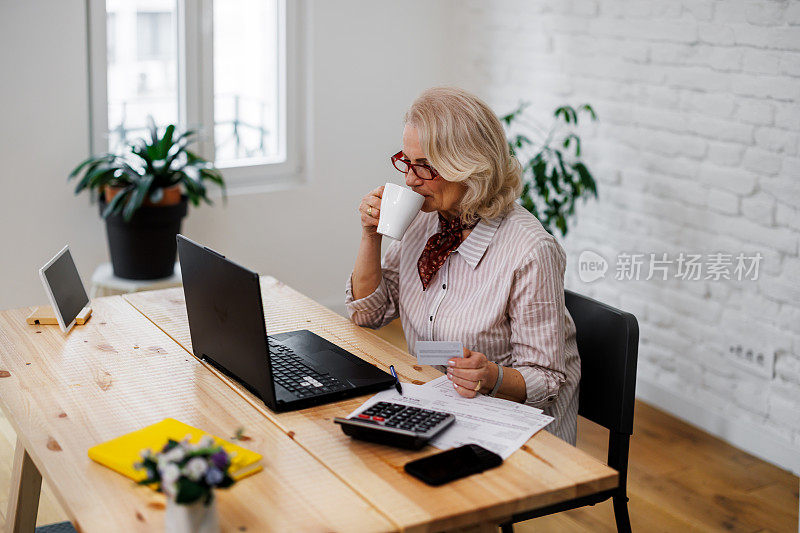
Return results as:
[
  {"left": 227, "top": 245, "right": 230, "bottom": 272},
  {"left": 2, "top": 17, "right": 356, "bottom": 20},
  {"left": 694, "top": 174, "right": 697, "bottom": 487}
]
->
[{"left": 415, "top": 341, "right": 463, "bottom": 365}]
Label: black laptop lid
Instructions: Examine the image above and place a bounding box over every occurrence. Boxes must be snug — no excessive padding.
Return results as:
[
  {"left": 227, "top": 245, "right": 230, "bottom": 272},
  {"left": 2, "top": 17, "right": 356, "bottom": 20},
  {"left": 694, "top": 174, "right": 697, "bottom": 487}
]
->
[{"left": 177, "top": 235, "right": 276, "bottom": 406}]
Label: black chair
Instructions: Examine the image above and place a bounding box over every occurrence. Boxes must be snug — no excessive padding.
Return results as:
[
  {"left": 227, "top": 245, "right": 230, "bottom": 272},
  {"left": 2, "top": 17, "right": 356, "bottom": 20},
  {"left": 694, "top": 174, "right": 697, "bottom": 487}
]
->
[{"left": 500, "top": 290, "right": 639, "bottom": 533}]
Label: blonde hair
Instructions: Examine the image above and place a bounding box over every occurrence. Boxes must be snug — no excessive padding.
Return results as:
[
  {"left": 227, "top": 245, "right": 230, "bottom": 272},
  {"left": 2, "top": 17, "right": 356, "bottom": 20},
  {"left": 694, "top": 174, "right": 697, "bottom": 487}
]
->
[{"left": 405, "top": 87, "right": 522, "bottom": 224}]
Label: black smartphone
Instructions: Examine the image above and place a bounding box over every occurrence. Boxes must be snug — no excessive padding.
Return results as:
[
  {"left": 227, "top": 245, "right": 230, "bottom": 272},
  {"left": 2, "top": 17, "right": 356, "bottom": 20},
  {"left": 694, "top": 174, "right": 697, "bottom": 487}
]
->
[{"left": 404, "top": 444, "right": 503, "bottom": 486}]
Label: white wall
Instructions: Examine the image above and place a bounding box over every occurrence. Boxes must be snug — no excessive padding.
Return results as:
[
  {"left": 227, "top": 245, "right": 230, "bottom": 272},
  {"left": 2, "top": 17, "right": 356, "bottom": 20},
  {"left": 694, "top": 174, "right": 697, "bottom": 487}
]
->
[
  {"left": 0, "top": 1, "right": 102, "bottom": 309},
  {"left": 0, "top": 0, "right": 455, "bottom": 312},
  {"left": 449, "top": 0, "right": 800, "bottom": 474}
]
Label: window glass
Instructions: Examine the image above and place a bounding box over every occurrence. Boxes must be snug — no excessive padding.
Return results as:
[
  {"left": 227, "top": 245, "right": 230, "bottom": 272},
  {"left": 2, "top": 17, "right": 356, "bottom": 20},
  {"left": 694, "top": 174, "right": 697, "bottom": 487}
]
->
[
  {"left": 213, "top": 0, "right": 282, "bottom": 164},
  {"left": 106, "top": 0, "right": 178, "bottom": 153}
]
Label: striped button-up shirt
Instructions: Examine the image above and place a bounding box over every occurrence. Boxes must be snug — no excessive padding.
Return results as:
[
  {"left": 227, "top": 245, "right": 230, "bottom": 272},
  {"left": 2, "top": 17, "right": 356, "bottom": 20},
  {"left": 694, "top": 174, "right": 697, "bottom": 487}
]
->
[{"left": 345, "top": 203, "right": 581, "bottom": 444}]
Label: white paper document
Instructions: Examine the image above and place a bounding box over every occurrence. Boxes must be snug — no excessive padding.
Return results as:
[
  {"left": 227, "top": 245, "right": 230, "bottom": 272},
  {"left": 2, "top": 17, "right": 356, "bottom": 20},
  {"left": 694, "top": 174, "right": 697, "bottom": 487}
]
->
[{"left": 347, "top": 376, "right": 554, "bottom": 459}]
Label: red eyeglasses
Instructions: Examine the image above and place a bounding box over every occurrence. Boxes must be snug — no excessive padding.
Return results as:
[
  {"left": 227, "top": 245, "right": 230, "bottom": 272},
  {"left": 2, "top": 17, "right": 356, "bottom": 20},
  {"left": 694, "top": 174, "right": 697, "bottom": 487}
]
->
[{"left": 391, "top": 151, "right": 440, "bottom": 180}]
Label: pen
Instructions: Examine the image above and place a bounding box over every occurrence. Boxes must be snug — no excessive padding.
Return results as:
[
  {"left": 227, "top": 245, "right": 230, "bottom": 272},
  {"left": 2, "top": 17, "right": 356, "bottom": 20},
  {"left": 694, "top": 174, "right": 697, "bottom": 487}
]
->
[{"left": 389, "top": 365, "right": 403, "bottom": 395}]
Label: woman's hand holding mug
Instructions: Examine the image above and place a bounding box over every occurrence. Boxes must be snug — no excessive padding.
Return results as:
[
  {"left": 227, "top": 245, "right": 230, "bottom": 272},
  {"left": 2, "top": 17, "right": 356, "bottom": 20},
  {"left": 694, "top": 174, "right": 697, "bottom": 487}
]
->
[{"left": 359, "top": 185, "right": 384, "bottom": 237}]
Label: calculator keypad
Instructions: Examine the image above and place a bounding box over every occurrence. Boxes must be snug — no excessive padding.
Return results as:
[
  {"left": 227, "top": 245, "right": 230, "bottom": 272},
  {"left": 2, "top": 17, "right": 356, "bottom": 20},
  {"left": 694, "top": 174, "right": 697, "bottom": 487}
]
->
[{"left": 358, "top": 402, "right": 451, "bottom": 434}]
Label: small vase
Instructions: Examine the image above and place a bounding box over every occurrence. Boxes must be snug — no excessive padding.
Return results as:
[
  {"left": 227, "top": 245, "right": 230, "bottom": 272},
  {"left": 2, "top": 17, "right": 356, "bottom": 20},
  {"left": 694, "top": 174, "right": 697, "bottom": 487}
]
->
[{"left": 165, "top": 497, "right": 220, "bottom": 533}]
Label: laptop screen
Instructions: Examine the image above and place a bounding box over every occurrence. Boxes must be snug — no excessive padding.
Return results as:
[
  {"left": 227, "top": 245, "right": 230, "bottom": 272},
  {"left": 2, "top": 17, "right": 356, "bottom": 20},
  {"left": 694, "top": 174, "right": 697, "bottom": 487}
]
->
[{"left": 176, "top": 235, "right": 277, "bottom": 406}]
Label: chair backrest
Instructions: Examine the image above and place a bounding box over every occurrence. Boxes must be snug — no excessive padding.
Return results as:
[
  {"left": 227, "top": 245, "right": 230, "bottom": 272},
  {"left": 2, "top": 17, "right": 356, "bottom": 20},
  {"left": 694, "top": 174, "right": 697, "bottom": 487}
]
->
[{"left": 565, "top": 290, "right": 639, "bottom": 436}]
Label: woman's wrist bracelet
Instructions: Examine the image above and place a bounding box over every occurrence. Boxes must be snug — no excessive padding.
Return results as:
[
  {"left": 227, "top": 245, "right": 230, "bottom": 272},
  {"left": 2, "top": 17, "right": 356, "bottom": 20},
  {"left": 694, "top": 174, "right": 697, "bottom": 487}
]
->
[{"left": 489, "top": 363, "right": 504, "bottom": 397}]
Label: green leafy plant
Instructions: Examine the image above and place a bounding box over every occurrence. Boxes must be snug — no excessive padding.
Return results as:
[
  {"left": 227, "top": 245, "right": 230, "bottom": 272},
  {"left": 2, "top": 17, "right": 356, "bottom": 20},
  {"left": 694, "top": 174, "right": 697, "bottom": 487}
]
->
[
  {"left": 501, "top": 103, "right": 599, "bottom": 236},
  {"left": 69, "top": 118, "right": 225, "bottom": 221}
]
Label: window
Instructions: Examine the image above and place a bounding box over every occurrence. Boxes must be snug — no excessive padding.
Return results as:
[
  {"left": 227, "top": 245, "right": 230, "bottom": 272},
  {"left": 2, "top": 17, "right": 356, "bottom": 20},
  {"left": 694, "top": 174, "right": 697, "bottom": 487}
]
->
[
  {"left": 106, "top": 13, "right": 117, "bottom": 63},
  {"left": 104, "top": 1, "right": 178, "bottom": 154},
  {"left": 214, "top": 0, "right": 280, "bottom": 163},
  {"left": 88, "top": 0, "right": 305, "bottom": 190},
  {"left": 137, "top": 12, "right": 173, "bottom": 61}
]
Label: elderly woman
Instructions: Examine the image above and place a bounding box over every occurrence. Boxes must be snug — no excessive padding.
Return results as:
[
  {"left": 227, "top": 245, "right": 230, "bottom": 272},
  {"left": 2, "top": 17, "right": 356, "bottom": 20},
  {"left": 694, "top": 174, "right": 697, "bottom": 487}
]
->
[{"left": 345, "top": 87, "right": 580, "bottom": 444}]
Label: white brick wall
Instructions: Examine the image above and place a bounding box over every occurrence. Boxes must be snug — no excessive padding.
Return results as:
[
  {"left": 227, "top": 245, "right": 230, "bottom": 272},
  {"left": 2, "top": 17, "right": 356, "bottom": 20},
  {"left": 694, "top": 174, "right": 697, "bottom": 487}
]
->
[{"left": 450, "top": 0, "right": 800, "bottom": 473}]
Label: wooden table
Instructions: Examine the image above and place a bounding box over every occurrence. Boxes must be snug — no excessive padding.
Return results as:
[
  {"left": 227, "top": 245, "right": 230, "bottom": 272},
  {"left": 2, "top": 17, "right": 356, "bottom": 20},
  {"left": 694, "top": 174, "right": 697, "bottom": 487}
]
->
[{"left": 0, "top": 277, "right": 617, "bottom": 532}]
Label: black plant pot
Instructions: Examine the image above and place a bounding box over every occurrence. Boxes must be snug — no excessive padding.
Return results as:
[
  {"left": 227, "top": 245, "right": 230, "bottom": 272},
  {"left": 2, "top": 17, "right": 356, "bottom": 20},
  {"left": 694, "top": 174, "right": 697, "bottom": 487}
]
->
[{"left": 100, "top": 197, "right": 188, "bottom": 280}]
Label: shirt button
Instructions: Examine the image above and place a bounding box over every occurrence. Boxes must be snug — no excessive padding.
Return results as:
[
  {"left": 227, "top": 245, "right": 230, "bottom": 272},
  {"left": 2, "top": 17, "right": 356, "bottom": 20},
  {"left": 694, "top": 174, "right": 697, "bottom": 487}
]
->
[{"left": 442, "top": 284, "right": 446, "bottom": 289}]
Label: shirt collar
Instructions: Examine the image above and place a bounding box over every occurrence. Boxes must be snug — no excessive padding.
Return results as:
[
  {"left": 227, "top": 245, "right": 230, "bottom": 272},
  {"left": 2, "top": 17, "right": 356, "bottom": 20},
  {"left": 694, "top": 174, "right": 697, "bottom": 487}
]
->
[{"left": 454, "top": 214, "right": 504, "bottom": 269}]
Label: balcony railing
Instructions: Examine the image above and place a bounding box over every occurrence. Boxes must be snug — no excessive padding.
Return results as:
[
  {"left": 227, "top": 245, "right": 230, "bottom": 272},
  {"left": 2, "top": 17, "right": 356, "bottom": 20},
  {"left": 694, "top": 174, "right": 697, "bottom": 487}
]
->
[{"left": 107, "top": 93, "right": 272, "bottom": 160}]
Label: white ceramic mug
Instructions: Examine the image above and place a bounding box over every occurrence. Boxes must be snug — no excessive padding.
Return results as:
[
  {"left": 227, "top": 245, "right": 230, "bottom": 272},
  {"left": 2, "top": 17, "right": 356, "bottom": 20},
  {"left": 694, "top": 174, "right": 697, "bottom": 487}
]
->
[{"left": 377, "top": 183, "right": 425, "bottom": 240}]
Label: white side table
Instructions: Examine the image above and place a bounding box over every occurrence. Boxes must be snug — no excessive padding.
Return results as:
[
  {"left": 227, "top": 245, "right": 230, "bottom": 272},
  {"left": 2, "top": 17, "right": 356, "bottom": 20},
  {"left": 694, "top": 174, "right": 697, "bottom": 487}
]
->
[{"left": 90, "top": 262, "right": 182, "bottom": 298}]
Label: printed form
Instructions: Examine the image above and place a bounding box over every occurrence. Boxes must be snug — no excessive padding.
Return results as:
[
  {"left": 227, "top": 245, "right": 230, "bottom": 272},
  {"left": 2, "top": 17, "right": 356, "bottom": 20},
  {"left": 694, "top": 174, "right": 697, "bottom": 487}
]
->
[{"left": 348, "top": 376, "right": 553, "bottom": 459}]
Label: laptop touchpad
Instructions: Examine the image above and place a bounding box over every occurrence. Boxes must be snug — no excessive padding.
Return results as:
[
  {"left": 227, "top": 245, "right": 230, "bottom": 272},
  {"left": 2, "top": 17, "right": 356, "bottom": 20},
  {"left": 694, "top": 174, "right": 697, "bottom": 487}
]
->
[{"left": 311, "top": 350, "right": 376, "bottom": 381}]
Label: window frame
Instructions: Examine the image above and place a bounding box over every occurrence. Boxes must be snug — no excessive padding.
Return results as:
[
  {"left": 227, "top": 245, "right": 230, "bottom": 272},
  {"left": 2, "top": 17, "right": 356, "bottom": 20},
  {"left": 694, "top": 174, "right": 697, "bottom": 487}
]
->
[{"left": 87, "top": 0, "right": 307, "bottom": 194}]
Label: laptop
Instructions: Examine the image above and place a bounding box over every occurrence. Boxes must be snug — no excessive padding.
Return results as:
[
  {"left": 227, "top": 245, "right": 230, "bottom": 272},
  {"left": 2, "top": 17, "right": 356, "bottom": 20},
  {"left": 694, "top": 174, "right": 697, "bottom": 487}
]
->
[{"left": 177, "top": 235, "right": 396, "bottom": 412}]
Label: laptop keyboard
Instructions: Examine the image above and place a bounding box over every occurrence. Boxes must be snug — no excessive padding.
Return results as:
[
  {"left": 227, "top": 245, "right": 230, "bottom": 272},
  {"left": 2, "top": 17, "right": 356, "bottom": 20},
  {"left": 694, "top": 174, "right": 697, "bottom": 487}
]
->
[{"left": 268, "top": 339, "right": 348, "bottom": 399}]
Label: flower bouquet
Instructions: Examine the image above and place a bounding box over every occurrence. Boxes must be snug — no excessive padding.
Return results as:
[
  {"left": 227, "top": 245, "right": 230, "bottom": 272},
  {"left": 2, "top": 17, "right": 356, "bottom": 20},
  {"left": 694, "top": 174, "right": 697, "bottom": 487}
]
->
[{"left": 137, "top": 435, "right": 236, "bottom": 533}]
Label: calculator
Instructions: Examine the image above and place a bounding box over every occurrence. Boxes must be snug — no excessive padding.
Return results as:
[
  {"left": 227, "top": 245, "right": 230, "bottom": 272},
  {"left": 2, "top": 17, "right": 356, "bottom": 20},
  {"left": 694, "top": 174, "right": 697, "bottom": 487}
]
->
[{"left": 334, "top": 401, "right": 456, "bottom": 449}]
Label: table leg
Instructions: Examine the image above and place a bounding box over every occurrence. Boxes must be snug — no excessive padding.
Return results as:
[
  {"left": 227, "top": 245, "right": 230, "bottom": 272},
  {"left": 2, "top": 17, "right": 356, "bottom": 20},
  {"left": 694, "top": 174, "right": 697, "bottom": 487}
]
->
[{"left": 4, "top": 437, "right": 41, "bottom": 533}]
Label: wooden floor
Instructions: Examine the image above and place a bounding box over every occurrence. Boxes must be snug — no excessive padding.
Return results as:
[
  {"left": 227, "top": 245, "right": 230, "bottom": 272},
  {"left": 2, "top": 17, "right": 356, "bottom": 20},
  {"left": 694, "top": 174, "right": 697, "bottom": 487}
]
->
[{"left": 3, "top": 319, "right": 797, "bottom": 531}]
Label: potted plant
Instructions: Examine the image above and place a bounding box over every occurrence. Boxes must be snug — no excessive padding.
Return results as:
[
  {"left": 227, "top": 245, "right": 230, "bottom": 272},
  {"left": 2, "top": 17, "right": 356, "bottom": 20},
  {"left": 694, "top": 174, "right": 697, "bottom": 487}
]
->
[
  {"left": 501, "top": 103, "right": 599, "bottom": 237},
  {"left": 69, "top": 118, "right": 225, "bottom": 280},
  {"left": 136, "top": 435, "right": 236, "bottom": 533}
]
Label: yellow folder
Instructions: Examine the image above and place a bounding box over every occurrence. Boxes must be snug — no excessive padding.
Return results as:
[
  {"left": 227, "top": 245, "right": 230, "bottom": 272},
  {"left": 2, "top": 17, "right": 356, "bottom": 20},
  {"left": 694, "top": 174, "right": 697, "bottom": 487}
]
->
[{"left": 88, "top": 418, "right": 262, "bottom": 482}]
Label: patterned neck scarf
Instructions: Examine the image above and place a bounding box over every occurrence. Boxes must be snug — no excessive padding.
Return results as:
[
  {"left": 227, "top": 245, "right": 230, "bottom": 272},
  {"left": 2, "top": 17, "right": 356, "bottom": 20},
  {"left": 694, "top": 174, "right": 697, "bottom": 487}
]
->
[{"left": 417, "top": 213, "right": 479, "bottom": 291}]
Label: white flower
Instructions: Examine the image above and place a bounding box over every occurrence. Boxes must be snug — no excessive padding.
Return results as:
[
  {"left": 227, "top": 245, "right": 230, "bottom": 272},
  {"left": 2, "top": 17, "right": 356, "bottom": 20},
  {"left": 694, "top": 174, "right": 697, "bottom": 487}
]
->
[
  {"left": 139, "top": 448, "right": 152, "bottom": 459},
  {"left": 204, "top": 467, "right": 224, "bottom": 486},
  {"left": 162, "top": 481, "right": 177, "bottom": 499},
  {"left": 198, "top": 435, "right": 214, "bottom": 448},
  {"left": 161, "top": 445, "right": 186, "bottom": 464},
  {"left": 183, "top": 457, "right": 208, "bottom": 482},
  {"left": 159, "top": 463, "right": 181, "bottom": 488}
]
